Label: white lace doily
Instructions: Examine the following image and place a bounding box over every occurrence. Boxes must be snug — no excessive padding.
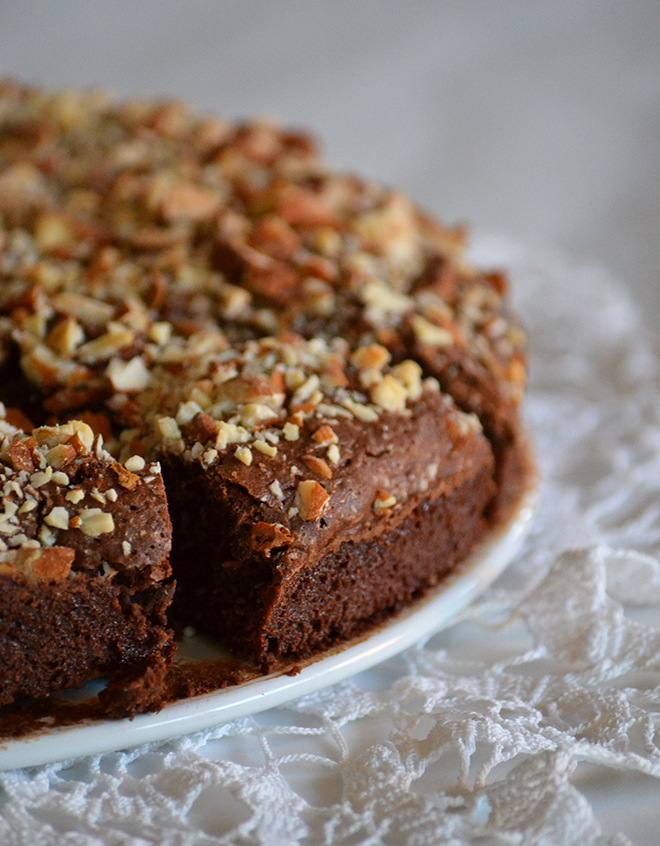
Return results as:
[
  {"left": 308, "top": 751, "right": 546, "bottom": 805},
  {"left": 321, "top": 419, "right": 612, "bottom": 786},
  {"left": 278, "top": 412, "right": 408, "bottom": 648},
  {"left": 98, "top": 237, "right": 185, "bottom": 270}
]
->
[{"left": 2, "top": 238, "right": 659, "bottom": 845}]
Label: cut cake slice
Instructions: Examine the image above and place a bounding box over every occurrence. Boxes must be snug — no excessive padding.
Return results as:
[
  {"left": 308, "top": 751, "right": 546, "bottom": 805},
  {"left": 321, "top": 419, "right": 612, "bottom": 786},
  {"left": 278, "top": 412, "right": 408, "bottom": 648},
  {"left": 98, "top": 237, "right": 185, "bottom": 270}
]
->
[{"left": 0, "top": 414, "right": 174, "bottom": 716}]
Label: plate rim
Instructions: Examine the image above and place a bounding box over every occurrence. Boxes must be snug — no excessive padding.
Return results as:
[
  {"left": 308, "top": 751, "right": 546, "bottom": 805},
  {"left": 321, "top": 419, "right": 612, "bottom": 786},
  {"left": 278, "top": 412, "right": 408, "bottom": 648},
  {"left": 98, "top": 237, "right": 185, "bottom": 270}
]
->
[{"left": 0, "top": 484, "right": 537, "bottom": 771}]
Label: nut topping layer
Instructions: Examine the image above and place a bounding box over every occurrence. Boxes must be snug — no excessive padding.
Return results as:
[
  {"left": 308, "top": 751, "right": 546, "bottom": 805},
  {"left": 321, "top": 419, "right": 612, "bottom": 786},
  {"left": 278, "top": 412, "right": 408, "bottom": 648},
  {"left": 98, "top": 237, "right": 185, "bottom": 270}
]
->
[
  {"left": 0, "top": 80, "right": 526, "bottom": 547},
  {"left": 0, "top": 407, "right": 170, "bottom": 579}
]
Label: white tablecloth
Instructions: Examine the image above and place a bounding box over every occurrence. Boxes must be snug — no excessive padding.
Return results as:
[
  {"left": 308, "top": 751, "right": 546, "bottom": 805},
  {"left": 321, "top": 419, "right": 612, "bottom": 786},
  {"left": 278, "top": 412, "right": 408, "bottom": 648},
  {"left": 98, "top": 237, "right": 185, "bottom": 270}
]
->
[{"left": 1, "top": 4, "right": 659, "bottom": 843}]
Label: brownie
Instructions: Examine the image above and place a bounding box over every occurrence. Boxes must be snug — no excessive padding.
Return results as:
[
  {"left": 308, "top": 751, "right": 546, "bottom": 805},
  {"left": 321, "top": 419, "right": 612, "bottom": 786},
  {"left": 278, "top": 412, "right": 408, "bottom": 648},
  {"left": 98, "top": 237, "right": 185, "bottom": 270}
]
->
[
  {"left": 0, "top": 79, "right": 530, "bottom": 711},
  {"left": 0, "top": 414, "right": 174, "bottom": 716}
]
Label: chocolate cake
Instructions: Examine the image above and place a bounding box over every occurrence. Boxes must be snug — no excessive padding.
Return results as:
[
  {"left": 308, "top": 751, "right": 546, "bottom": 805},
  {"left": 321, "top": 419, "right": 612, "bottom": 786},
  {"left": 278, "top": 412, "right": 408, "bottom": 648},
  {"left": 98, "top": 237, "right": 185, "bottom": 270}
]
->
[
  {"left": 0, "top": 414, "right": 173, "bottom": 717},
  {"left": 0, "top": 79, "right": 529, "bottom": 711}
]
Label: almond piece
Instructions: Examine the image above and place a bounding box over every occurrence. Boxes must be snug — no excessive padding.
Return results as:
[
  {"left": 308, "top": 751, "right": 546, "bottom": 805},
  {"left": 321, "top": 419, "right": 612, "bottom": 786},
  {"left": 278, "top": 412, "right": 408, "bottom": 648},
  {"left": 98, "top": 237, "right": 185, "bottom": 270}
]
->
[
  {"left": 106, "top": 356, "right": 150, "bottom": 392},
  {"left": 160, "top": 181, "right": 219, "bottom": 223},
  {"left": 313, "top": 425, "right": 338, "bottom": 445},
  {"left": 370, "top": 374, "right": 408, "bottom": 412},
  {"left": 8, "top": 438, "right": 35, "bottom": 472},
  {"left": 124, "top": 455, "right": 145, "bottom": 473},
  {"left": 409, "top": 314, "right": 454, "bottom": 347},
  {"left": 373, "top": 490, "right": 397, "bottom": 511},
  {"left": 351, "top": 344, "right": 391, "bottom": 372},
  {"left": 78, "top": 509, "right": 115, "bottom": 537},
  {"left": 46, "top": 443, "right": 76, "bottom": 469},
  {"left": 295, "top": 480, "right": 330, "bottom": 521},
  {"left": 302, "top": 455, "right": 332, "bottom": 479}
]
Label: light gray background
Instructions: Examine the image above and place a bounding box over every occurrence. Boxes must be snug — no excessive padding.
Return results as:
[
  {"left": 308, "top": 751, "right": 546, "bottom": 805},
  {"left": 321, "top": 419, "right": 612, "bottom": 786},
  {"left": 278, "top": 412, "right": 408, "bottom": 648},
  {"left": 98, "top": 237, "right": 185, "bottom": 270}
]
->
[
  {"left": 1, "top": 4, "right": 659, "bottom": 842},
  {"left": 1, "top": 1, "right": 658, "bottom": 327}
]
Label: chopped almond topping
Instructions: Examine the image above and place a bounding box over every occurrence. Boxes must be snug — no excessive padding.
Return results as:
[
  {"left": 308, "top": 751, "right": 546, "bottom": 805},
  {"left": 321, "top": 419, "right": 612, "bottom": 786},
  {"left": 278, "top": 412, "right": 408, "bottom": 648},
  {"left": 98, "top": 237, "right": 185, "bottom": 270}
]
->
[
  {"left": 373, "top": 490, "right": 397, "bottom": 511},
  {"left": 327, "top": 443, "right": 340, "bottom": 465},
  {"left": 507, "top": 358, "right": 527, "bottom": 385},
  {"left": 283, "top": 422, "right": 300, "bottom": 442},
  {"left": 446, "top": 412, "right": 481, "bottom": 440},
  {"left": 269, "top": 369, "right": 286, "bottom": 394},
  {"left": 352, "top": 344, "right": 391, "bottom": 372},
  {"left": 44, "top": 506, "right": 70, "bottom": 530},
  {"left": 235, "top": 445, "right": 253, "bottom": 466},
  {"left": 124, "top": 455, "right": 145, "bottom": 472},
  {"left": 321, "top": 355, "right": 348, "bottom": 388},
  {"left": 269, "top": 479, "right": 284, "bottom": 499},
  {"left": 78, "top": 508, "right": 115, "bottom": 537},
  {"left": 391, "top": 360, "right": 423, "bottom": 401},
  {"left": 46, "top": 316, "right": 85, "bottom": 357},
  {"left": 8, "top": 438, "right": 35, "bottom": 472},
  {"left": 313, "top": 424, "right": 338, "bottom": 445},
  {"left": 370, "top": 375, "right": 408, "bottom": 412},
  {"left": 46, "top": 443, "right": 76, "bottom": 469},
  {"left": 29, "top": 470, "right": 52, "bottom": 488},
  {"left": 249, "top": 215, "right": 301, "bottom": 260},
  {"left": 295, "top": 480, "right": 330, "bottom": 521},
  {"left": 106, "top": 356, "right": 150, "bottom": 392},
  {"left": 156, "top": 417, "right": 182, "bottom": 441},
  {"left": 253, "top": 439, "right": 278, "bottom": 457},
  {"left": 0, "top": 83, "right": 526, "bottom": 575},
  {"left": 277, "top": 187, "right": 338, "bottom": 228},
  {"left": 160, "top": 181, "right": 219, "bottom": 222},
  {"left": 202, "top": 448, "right": 218, "bottom": 466},
  {"left": 409, "top": 314, "right": 454, "bottom": 347},
  {"left": 302, "top": 455, "right": 332, "bottom": 479},
  {"left": 51, "top": 292, "right": 114, "bottom": 329},
  {"left": 287, "top": 411, "right": 305, "bottom": 427}
]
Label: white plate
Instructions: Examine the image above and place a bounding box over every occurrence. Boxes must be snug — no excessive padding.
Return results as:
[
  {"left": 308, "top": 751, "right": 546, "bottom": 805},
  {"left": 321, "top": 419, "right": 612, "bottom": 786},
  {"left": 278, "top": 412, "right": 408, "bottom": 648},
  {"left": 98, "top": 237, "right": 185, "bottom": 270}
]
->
[{"left": 0, "top": 486, "right": 537, "bottom": 771}]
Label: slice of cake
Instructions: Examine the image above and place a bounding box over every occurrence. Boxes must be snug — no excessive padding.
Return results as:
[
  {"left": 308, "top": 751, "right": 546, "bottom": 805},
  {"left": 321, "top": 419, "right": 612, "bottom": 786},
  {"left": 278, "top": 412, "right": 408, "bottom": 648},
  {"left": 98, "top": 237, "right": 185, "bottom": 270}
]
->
[
  {"left": 111, "top": 334, "right": 496, "bottom": 668},
  {"left": 0, "top": 413, "right": 173, "bottom": 717}
]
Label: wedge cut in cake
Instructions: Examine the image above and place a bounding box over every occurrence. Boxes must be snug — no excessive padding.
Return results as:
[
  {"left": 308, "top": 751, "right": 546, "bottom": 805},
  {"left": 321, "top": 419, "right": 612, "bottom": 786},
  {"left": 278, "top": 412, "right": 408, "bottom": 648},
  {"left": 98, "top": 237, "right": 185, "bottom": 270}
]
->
[{"left": 0, "top": 79, "right": 530, "bottom": 712}]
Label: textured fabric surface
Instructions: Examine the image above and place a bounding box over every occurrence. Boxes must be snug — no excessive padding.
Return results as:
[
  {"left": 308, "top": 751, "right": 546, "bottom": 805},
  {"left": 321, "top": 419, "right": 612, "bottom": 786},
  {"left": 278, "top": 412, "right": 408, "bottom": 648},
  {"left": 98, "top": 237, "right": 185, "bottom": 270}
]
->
[{"left": 1, "top": 238, "right": 659, "bottom": 844}]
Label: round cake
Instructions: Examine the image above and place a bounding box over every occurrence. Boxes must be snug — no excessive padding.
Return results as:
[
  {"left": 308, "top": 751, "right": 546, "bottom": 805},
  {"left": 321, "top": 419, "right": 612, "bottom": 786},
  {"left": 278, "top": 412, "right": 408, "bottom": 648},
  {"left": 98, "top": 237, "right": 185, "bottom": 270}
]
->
[{"left": 0, "top": 79, "right": 529, "bottom": 716}]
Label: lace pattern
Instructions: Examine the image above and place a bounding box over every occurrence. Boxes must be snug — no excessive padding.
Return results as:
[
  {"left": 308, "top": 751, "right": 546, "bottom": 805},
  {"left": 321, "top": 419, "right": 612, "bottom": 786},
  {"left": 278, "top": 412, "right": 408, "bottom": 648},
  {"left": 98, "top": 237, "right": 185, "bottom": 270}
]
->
[{"left": 1, "top": 238, "right": 659, "bottom": 845}]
